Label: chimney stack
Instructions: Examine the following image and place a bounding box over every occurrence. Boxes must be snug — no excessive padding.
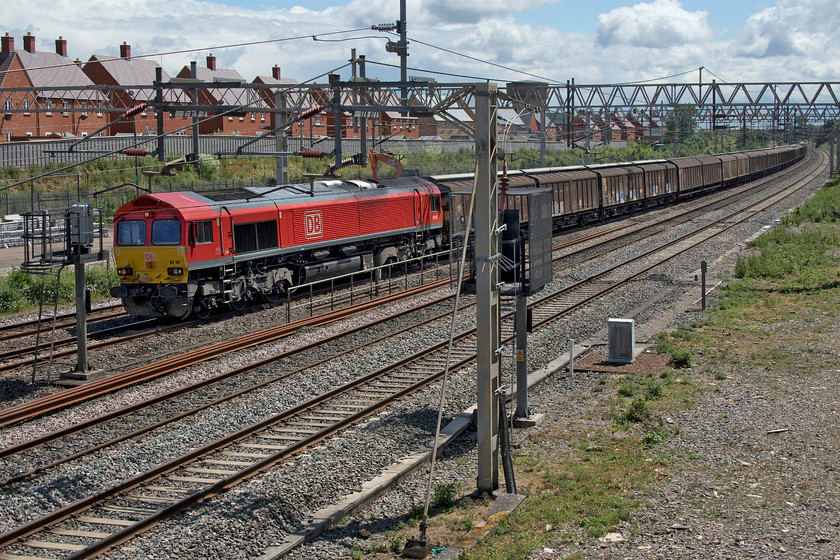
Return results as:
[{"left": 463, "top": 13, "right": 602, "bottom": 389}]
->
[
  {"left": 74, "top": 58, "right": 82, "bottom": 69},
  {"left": 206, "top": 54, "right": 216, "bottom": 71},
  {"left": 23, "top": 32, "right": 35, "bottom": 53},
  {"left": 55, "top": 36, "right": 67, "bottom": 57},
  {"left": 120, "top": 41, "right": 131, "bottom": 59},
  {"left": 1, "top": 33, "right": 12, "bottom": 55},
  {"left": 272, "top": 65, "right": 281, "bottom": 80}
]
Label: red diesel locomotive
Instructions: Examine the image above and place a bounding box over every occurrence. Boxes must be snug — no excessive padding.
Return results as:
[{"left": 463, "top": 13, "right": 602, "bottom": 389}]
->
[{"left": 110, "top": 176, "right": 445, "bottom": 319}]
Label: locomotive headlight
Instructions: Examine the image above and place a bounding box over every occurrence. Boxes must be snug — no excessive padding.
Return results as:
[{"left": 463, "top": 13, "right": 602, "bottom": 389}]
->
[
  {"left": 117, "top": 267, "right": 133, "bottom": 276},
  {"left": 167, "top": 267, "right": 184, "bottom": 276}
]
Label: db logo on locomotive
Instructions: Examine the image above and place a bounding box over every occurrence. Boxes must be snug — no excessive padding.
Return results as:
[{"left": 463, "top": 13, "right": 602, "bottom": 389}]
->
[{"left": 304, "top": 211, "right": 323, "bottom": 239}]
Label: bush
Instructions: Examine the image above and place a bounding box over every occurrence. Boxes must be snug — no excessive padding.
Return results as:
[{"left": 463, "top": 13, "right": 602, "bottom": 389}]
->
[
  {"left": 622, "top": 398, "right": 653, "bottom": 424},
  {"left": 431, "top": 482, "right": 458, "bottom": 509},
  {"left": 198, "top": 154, "right": 221, "bottom": 179},
  {"left": 669, "top": 348, "right": 693, "bottom": 369},
  {"left": 0, "top": 264, "right": 118, "bottom": 315}
]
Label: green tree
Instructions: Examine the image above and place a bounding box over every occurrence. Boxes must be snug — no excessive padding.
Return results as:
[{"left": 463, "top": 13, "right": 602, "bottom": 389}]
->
[{"left": 663, "top": 105, "right": 699, "bottom": 154}]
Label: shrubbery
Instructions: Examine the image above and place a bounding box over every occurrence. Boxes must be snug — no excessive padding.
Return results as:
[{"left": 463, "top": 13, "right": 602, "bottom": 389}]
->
[{"left": 0, "top": 265, "right": 118, "bottom": 314}]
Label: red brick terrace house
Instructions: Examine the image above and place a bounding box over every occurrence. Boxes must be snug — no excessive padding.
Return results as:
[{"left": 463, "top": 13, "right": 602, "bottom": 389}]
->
[
  {"left": 176, "top": 55, "right": 263, "bottom": 135},
  {"left": 252, "top": 65, "right": 297, "bottom": 132},
  {"left": 305, "top": 82, "right": 418, "bottom": 141},
  {"left": 83, "top": 42, "right": 191, "bottom": 136},
  {"left": 0, "top": 32, "right": 107, "bottom": 142}
]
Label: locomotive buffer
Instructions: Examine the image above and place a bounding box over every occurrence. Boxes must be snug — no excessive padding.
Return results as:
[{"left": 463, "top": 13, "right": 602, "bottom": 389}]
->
[{"left": 21, "top": 203, "right": 108, "bottom": 382}]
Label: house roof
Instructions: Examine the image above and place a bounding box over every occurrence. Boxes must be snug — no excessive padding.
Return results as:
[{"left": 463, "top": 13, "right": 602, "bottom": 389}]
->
[
  {"left": 178, "top": 64, "right": 263, "bottom": 109},
  {"left": 0, "top": 49, "right": 104, "bottom": 101},
  {"left": 85, "top": 55, "right": 174, "bottom": 102},
  {"left": 254, "top": 75, "right": 298, "bottom": 87}
]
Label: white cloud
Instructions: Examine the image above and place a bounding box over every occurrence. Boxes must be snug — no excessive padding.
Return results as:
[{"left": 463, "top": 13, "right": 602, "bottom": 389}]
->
[
  {"left": 735, "top": 0, "right": 840, "bottom": 58},
  {"left": 2, "top": 0, "right": 840, "bottom": 88},
  {"left": 596, "top": 0, "right": 714, "bottom": 48}
]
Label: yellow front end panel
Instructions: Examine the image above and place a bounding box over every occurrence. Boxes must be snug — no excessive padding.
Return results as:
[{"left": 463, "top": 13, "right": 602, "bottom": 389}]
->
[{"left": 112, "top": 246, "right": 189, "bottom": 284}]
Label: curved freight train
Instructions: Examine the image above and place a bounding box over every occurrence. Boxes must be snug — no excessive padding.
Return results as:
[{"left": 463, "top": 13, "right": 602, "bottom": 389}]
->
[{"left": 110, "top": 144, "right": 806, "bottom": 319}]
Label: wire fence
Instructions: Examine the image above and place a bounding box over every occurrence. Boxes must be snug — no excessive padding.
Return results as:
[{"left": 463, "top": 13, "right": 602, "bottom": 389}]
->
[
  {"left": 0, "top": 136, "right": 576, "bottom": 169},
  {"left": 0, "top": 136, "right": 587, "bottom": 220}
]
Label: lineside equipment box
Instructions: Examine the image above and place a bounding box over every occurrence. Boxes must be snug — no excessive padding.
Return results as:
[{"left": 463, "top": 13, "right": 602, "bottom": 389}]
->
[{"left": 608, "top": 318, "right": 635, "bottom": 364}]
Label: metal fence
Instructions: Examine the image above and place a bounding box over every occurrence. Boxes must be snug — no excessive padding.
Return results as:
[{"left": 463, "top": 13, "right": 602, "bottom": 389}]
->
[
  {"left": 0, "top": 135, "right": 597, "bottom": 219},
  {"left": 0, "top": 135, "right": 581, "bottom": 169}
]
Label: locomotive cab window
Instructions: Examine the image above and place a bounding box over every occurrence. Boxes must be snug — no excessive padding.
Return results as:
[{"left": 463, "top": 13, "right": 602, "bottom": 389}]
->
[
  {"left": 192, "top": 220, "right": 214, "bottom": 244},
  {"left": 431, "top": 195, "right": 441, "bottom": 212},
  {"left": 116, "top": 220, "right": 146, "bottom": 246},
  {"left": 152, "top": 219, "right": 181, "bottom": 246}
]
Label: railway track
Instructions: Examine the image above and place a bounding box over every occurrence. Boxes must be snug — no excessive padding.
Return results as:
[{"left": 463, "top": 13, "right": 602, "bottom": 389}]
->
[
  {"left": 0, "top": 151, "right": 818, "bottom": 467},
  {"left": 0, "top": 153, "right": 809, "bottom": 378},
  {"left": 0, "top": 278, "right": 452, "bottom": 428},
  {"left": 0, "top": 171, "right": 796, "bottom": 486},
  {"left": 0, "top": 151, "right": 826, "bottom": 559},
  {"left": 0, "top": 304, "right": 126, "bottom": 343}
]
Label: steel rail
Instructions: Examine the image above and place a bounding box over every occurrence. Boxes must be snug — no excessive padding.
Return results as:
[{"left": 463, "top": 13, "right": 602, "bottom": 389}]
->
[
  {"left": 0, "top": 262, "right": 449, "bottom": 374},
  {"left": 0, "top": 278, "right": 451, "bottom": 428},
  {"left": 0, "top": 296, "right": 474, "bottom": 484},
  {"left": 0, "top": 305, "right": 126, "bottom": 343},
  {"left": 0, "top": 328, "right": 480, "bottom": 559}
]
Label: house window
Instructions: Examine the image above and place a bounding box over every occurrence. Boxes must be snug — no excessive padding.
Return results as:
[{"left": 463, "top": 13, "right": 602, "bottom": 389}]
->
[
  {"left": 5, "top": 132, "right": 11, "bottom": 142},
  {"left": 62, "top": 101, "right": 69, "bottom": 115},
  {"left": 25, "top": 131, "right": 33, "bottom": 137},
  {"left": 315, "top": 115, "right": 322, "bottom": 125},
  {"left": 260, "top": 112, "right": 265, "bottom": 121},
  {"left": 3, "top": 99, "right": 10, "bottom": 111},
  {"left": 23, "top": 99, "right": 30, "bottom": 111},
  {"left": 250, "top": 112, "right": 256, "bottom": 120},
  {"left": 81, "top": 101, "right": 87, "bottom": 116}
]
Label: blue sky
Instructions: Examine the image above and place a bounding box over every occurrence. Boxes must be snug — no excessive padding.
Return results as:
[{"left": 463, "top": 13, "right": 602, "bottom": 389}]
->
[{"left": 4, "top": 0, "right": 839, "bottom": 85}]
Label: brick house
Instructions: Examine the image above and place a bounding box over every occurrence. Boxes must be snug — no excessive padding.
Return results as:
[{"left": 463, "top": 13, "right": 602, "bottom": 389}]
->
[
  {"left": 0, "top": 32, "right": 107, "bottom": 142},
  {"left": 305, "top": 81, "right": 418, "bottom": 141},
  {"left": 175, "top": 55, "right": 264, "bottom": 135},
  {"left": 252, "top": 65, "right": 297, "bottom": 133},
  {"left": 83, "top": 42, "right": 192, "bottom": 136}
]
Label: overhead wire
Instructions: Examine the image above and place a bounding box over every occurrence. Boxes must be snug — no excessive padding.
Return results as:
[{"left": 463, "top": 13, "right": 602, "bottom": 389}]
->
[
  {"left": 404, "top": 33, "right": 710, "bottom": 87},
  {"left": 0, "top": 27, "right": 372, "bottom": 75}
]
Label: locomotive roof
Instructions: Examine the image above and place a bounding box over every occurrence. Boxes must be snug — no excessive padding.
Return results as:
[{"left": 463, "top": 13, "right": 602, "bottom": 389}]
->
[{"left": 115, "top": 177, "right": 438, "bottom": 216}]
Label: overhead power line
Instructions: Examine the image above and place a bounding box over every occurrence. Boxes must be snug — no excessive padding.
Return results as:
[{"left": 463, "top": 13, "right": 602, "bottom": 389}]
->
[{"left": 0, "top": 27, "right": 372, "bottom": 75}]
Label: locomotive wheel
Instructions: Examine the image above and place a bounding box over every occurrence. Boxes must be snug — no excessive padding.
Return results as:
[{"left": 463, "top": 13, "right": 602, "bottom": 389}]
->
[
  {"left": 263, "top": 283, "right": 285, "bottom": 304},
  {"left": 194, "top": 304, "right": 212, "bottom": 320},
  {"left": 229, "top": 297, "right": 247, "bottom": 311}
]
